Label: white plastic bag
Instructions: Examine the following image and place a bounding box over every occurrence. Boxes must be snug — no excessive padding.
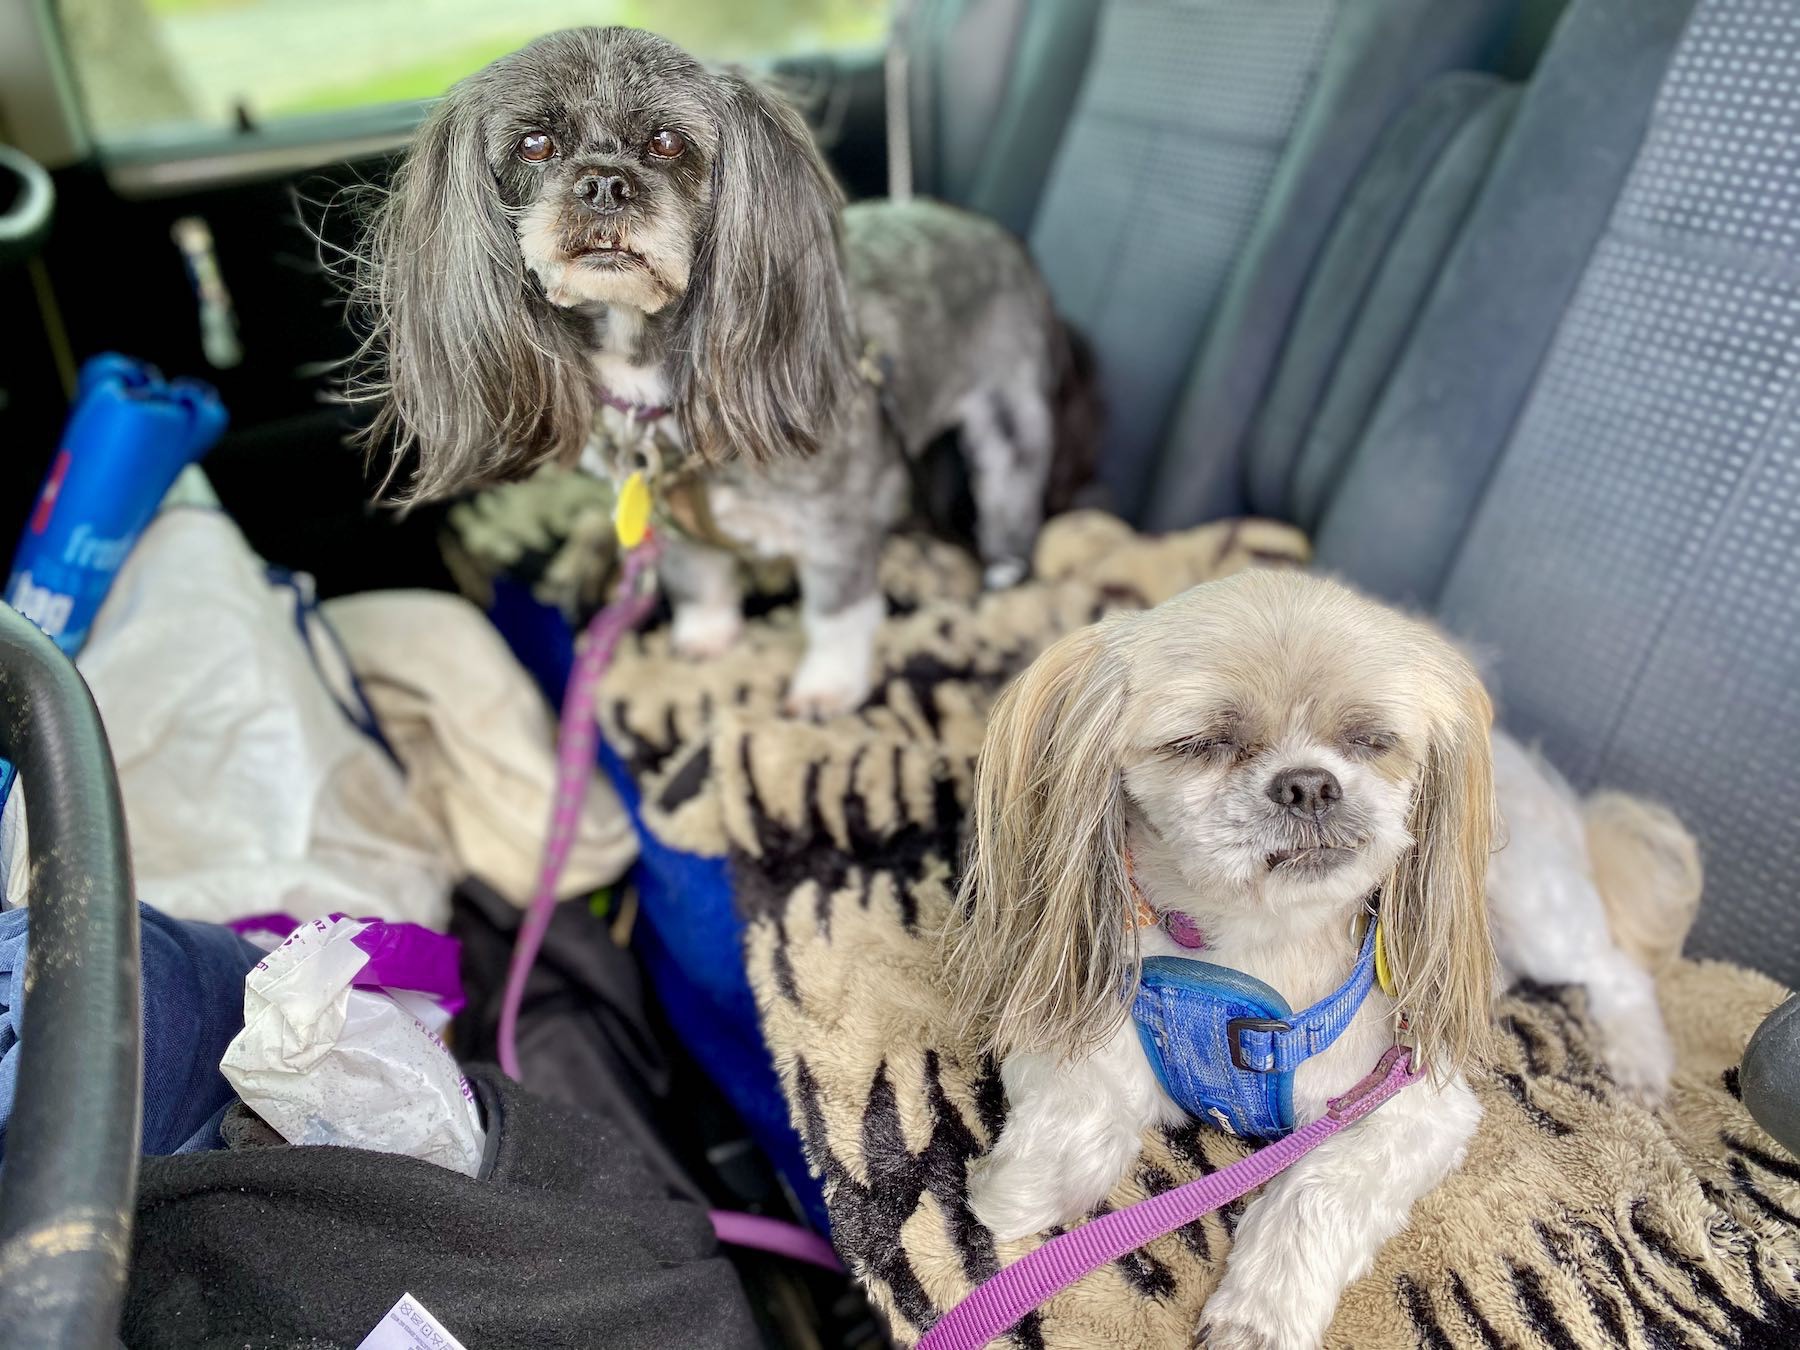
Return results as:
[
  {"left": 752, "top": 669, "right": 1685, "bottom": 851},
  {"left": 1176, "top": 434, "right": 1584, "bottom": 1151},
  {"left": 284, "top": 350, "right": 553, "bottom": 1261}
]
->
[
  {"left": 76, "top": 509, "right": 454, "bottom": 928},
  {"left": 221, "top": 917, "right": 485, "bottom": 1177}
]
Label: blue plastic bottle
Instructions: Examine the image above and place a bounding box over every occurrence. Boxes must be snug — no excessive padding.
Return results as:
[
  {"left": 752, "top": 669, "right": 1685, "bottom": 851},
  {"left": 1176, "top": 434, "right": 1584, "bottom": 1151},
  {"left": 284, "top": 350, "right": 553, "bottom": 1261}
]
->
[{"left": 6, "top": 354, "right": 227, "bottom": 656}]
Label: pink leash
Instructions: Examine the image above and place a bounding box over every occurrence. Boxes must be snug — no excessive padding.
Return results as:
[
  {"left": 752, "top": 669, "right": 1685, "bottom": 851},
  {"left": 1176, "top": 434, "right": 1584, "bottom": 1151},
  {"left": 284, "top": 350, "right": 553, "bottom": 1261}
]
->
[
  {"left": 917, "top": 1045, "right": 1423, "bottom": 1350},
  {"left": 495, "top": 533, "right": 844, "bottom": 1275}
]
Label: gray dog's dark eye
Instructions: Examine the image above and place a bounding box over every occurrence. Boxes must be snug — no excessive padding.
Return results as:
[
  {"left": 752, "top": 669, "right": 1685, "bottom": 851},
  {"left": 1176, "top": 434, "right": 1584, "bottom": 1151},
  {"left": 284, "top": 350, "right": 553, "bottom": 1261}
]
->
[
  {"left": 516, "top": 131, "right": 556, "bottom": 163},
  {"left": 647, "top": 128, "right": 687, "bottom": 159}
]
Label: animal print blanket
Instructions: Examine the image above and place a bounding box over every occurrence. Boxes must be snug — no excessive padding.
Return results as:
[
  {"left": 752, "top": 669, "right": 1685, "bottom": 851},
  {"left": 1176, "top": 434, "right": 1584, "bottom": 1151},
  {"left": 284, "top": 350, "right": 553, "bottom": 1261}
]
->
[{"left": 589, "top": 512, "right": 1800, "bottom": 1349}]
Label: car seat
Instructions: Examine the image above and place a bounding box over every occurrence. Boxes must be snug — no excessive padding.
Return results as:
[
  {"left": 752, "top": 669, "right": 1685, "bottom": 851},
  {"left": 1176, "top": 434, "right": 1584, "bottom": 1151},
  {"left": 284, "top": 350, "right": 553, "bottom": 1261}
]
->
[
  {"left": 1140, "top": 0, "right": 1800, "bottom": 1001},
  {"left": 1047, "top": 0, "right": 1525, "bottom": 519}
]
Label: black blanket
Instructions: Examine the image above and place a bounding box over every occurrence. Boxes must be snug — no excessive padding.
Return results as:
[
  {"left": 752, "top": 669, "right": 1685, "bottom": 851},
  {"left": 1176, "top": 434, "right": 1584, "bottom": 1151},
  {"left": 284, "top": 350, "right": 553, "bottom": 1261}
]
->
[{"left": 125, "top": 1067, "right": 758, "bottom": 1350}]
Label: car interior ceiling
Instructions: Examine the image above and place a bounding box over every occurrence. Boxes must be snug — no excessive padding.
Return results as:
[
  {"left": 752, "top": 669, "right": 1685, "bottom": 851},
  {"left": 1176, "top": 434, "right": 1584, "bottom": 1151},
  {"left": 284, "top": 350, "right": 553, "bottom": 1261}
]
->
[{"left": 4, "top": 0, "right": 1799, "bottom": 1344}]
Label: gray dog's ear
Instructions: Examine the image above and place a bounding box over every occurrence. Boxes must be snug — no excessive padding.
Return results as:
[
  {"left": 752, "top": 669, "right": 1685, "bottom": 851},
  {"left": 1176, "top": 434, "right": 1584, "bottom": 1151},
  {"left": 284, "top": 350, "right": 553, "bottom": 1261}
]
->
[
  {"left": 350, "top": 82, "right": 594, "bottom": 502},
  {"left": 673, "top": 70, "right": 857, "bottom": 464}
]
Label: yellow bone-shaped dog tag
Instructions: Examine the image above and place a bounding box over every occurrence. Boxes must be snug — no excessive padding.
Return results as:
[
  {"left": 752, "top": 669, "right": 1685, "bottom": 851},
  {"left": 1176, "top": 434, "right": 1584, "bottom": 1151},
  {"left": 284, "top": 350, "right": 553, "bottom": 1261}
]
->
[
  {"left": 1374, "top": 921, "right": 1397, "bottom": 998},
  {"left": 614, "top": 470, "right": 652, "bottom": 550}
]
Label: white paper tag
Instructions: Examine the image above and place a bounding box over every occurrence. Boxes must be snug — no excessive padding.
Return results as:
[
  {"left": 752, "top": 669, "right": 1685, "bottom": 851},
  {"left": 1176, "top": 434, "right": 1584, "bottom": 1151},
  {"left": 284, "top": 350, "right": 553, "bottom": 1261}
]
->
[{"left": 354, "top": 1293, "right": 469, "bottom": 1350}]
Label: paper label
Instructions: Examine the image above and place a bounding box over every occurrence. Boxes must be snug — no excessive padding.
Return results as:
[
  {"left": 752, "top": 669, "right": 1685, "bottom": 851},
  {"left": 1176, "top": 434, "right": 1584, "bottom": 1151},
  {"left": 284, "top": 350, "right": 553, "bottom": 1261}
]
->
[{"left": 355, "top": 1293, "right": 469, "bottom": 1350}]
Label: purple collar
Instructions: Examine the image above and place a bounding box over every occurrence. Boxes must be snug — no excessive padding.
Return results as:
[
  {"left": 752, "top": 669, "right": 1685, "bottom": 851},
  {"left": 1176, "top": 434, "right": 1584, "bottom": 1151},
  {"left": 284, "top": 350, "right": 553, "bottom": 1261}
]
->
[
  {"left": 597, "top": 386, "right": 671, "bottom": 423},
  {"left": 1160, "top": 910, "right": 1208, "bottom": 950},
  {"left": 1125, "top": 846, "right": 1208, "bottom": 949}
]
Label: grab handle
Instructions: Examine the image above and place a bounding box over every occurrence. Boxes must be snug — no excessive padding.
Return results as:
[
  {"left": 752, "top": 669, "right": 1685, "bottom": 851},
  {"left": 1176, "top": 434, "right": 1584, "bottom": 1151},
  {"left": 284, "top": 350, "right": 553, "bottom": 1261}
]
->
[{"left": 0, "top": 603, "right": 141, "bottom": 1349}]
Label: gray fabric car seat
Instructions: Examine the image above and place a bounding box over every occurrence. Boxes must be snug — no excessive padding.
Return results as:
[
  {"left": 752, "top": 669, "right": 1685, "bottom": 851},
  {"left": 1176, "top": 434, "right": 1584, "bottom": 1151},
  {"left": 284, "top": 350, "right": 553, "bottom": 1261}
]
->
[
  {"left": 902, "top": 0, "right": 1034, "bottom": 207},
  {"left": 1248, "top": 72, "right": 1522, "bottom": 531},
  {"left": 1023, "top": 0, "right": 1518, "bottom": 520},
  {"left": 900, "top": 0, "right": 1105, "bottom": 234},
  {"left": 1278, "top": 0, "right": 1798, "bottom": 984}
]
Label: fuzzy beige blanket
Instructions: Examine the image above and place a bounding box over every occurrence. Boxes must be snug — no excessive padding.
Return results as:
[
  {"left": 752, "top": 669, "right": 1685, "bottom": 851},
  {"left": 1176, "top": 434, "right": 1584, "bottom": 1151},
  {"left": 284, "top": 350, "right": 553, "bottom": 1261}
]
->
[{"left": 595, "top": 513, "right": 1800, "bottom": 1349}]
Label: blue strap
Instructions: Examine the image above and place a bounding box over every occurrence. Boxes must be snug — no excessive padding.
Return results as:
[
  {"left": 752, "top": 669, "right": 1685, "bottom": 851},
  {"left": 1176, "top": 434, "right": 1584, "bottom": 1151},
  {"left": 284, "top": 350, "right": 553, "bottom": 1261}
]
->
[
  {"left": 1231, "top": 921, "right": 1378, "bottom": 1074},
  {"left": 264, "top": 565, "right": 402, "bottom": 771}
]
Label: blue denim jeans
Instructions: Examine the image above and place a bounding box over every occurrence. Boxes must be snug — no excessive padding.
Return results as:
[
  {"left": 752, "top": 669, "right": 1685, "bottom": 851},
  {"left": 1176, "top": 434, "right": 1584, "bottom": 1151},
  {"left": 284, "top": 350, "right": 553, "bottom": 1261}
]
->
[{"left": 0, "top": 901, "right": 260, "bottom": 1157}]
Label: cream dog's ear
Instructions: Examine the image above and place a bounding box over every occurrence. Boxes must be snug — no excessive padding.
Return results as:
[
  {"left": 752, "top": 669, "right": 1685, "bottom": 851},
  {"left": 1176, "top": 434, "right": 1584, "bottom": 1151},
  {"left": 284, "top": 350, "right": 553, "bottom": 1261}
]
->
[
  {"left": 1383, "top": 665, "right": 1499, "bottom": 1076},
  {"left": 943, "top": 620, "right": 1134, "bottom": 1060}
]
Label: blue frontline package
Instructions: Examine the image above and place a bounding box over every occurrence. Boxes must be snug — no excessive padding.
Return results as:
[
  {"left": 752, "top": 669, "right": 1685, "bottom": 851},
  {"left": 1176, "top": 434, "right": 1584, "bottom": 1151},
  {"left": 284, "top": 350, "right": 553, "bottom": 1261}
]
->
[{"left": 6, "top": 354, "right": 227, "bottom": 656}]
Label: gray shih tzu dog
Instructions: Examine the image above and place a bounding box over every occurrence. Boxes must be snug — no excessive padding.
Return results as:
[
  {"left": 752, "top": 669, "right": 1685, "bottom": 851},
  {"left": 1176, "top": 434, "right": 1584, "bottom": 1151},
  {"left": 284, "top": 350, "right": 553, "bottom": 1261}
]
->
[{"left": 351, "top": 26, "right": 1086, "bottom": 715}]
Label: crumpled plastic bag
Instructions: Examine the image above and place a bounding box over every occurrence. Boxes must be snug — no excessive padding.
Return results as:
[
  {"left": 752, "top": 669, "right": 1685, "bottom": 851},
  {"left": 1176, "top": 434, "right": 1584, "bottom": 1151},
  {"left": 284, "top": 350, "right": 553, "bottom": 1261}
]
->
[{"left": 220, "top": 916, "right": 485, "bottom": 1177}]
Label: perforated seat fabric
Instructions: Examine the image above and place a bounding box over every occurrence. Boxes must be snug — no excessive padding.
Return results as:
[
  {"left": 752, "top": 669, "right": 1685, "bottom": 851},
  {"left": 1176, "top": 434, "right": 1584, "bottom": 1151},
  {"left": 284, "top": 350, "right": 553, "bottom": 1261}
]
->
[
  {"left": 1309, "top": 0, "right": 1800, "bottom": 982},
  {"left": 1032, "top": 0, "right": 1336, "bottom": 513},
  {"left": 1026, "top": 0, "right": 1517, "bottom": 520}
]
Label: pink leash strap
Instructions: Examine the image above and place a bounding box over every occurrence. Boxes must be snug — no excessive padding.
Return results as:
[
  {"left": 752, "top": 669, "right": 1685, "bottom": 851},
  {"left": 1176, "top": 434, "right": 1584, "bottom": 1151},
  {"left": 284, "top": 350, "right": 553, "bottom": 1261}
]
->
[
  {"left": 917, "top": 1045, "right": 1423, "bottom": 1350},
  {"left": 494, "top": 535, "right": 846, "bottom": 1275},
  {"left": 496, "top": 538, "right": 662, "bottom": 1081}
]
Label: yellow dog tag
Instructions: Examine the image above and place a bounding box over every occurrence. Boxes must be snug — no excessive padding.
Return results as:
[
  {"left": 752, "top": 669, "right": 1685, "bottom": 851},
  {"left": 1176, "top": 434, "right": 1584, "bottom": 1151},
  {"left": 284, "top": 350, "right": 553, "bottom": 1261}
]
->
[
  {"left": 614, "top": 470, "right": 652, "bottom": 550},
  {"left": 1374, "top": 921, "right": 1397, "bottom": 998}
]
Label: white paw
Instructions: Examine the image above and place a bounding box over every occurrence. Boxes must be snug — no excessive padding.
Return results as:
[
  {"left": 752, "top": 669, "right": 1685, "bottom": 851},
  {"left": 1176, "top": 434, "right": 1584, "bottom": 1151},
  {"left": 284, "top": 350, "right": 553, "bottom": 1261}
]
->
[
  {"left": 1592, "top": 1012, "right": 1675, "bottom": 1105},
  {"left": 782, "top": 652, "right": 870, "bottom": 720},
  {"left": 671, "top": 603, "right": 743, "bottom": 660},
  {"left": 783, "top": 593, "right": 882, "bottom": 719},
  {"left": 1199, "top": 1281, "right": 1317, "bottom": 1350},
  {"left": 983, "top": 558, "right": 1028, "bottom": 590},
  {"left": 1196, "top": 1317, "right": 1281, "bottom": 1350},
  {"left": 967, "top": 1155, "right": 1080, "bottom": 1242}
]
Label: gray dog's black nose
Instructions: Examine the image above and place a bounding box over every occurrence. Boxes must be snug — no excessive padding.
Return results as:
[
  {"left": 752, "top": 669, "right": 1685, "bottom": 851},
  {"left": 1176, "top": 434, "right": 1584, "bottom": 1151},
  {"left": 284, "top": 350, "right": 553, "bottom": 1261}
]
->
[
  {"left": 1267, "top": 766, "right": 1342, "bottom": 815},
  {"left": 574, "top": 173, "right": 633, "bottom": 211}
]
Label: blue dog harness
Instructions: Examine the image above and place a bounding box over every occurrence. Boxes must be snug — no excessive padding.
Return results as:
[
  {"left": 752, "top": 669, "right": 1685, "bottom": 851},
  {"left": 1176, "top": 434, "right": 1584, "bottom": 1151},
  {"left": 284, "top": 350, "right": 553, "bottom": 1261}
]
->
[{"left": 1131, "top": 919, "right": 1380, "bottom": 1140}]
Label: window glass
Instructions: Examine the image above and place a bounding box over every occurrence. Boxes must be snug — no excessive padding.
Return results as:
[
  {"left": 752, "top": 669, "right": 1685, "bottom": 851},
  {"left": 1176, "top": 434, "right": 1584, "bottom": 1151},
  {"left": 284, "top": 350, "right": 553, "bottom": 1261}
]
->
[{"left": 57, "top": 0, "right": 889, "bottom": 145}]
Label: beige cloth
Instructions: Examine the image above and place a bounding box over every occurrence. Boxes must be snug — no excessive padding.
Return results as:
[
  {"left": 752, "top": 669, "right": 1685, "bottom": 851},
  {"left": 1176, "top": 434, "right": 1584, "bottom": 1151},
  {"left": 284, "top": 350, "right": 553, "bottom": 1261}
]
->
[
  {"left": 13, "top": 508, "right": 632, "bottom": 925},
  {"left": 323, "top": 590, "right": 637, "bottom": 907}
]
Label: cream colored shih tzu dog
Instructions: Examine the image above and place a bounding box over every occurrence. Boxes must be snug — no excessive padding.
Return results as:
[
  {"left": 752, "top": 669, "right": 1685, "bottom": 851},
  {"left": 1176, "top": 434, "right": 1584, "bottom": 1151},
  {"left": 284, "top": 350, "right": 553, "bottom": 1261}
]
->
[{"left": 943, "top": 568, "right": 1697, "bottom": 1350}]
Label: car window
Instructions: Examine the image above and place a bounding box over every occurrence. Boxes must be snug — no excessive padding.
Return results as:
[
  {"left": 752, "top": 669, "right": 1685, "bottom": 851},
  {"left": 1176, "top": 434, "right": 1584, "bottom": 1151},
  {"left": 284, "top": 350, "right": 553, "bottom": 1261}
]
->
[{"left": 55, "top": 0, "right": 890, "bottom": 146}]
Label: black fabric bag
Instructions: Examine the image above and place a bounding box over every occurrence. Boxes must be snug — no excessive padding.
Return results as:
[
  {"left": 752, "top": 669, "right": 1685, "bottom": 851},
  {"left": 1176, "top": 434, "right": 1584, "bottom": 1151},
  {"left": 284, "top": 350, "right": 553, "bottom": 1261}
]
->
[
  {"left": 124, "top": 1067, "right": 759, "bottom": 1350},
  {"left": 448, "top": 878, "right": 701, "bottom": 1199}
]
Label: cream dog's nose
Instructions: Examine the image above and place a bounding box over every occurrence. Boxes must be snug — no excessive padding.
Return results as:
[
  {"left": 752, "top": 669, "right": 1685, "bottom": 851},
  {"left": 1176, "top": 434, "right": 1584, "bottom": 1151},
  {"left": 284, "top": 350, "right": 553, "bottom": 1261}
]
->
[{"left": 1267, "top": 766, "right": 1341, "bottom": 816}]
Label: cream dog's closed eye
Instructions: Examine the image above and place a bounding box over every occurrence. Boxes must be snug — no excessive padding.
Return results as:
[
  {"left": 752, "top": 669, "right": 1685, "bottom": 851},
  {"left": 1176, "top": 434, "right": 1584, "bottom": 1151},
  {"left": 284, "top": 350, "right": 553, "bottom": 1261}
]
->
[{"left": 941, "top": 568, "right": 1697, "bottom": 1350}]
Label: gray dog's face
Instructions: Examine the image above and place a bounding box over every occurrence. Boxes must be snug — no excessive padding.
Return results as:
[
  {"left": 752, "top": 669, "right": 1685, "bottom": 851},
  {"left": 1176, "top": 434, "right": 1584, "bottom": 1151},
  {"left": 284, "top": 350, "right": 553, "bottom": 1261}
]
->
[
  {"left": 352, "top": 26, "right": 856, "bottom": 498},
  {"left": 485, "top": 29, "right": 718, "bottom": 313}
]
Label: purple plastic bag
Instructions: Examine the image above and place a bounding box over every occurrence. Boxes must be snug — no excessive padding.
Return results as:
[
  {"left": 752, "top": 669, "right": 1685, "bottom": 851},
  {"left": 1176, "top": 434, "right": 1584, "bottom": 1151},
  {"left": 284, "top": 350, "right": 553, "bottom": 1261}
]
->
[{"left": 228, "top": 912, "right": 465, "bottom": 1016}]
